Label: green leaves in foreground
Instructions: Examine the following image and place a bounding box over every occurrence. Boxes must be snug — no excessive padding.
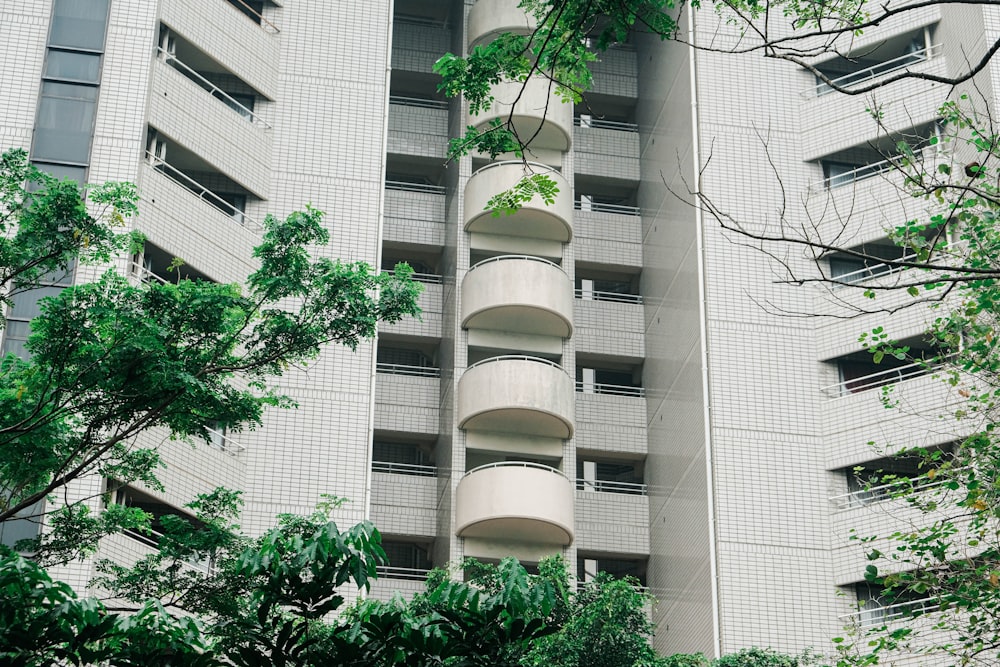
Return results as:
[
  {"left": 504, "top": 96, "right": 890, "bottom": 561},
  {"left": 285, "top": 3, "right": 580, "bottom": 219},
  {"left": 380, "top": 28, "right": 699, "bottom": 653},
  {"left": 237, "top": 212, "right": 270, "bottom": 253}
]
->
[{"left": 486, "top": 173, "right": 560, "bottom": 216}]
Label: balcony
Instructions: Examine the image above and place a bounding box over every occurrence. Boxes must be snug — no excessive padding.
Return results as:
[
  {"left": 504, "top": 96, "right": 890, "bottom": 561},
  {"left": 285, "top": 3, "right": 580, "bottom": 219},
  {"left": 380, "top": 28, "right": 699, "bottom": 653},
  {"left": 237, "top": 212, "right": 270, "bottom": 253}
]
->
[
  {"left": 464, "top": 162, "right": 572, "bottom": 241},
  {"left": 458, "top": 356, "right": 574, "bottom": 438},
  {"left": 387, "top": 96, "right": 448, "bottom": 158},
  {"left": 462, "top": 256, "right": 573, "bottom": 337},
  {"left": 455, "top": 462, "right": 574, "bottom": 545},
  {"left": 467, "top": 0, "right": 536, "bottom": 48},
  {"left": 573, "top": 118, "right": 640, "bottom": 181},
  {"left": 160, "top": 0, "right": 279, "bottom": 99},
  {"left": 468, "top": 78, "right": 573, "bottom": 153},
  {"left": 149, "top": 55, "right": 270, "bottom": 196}
]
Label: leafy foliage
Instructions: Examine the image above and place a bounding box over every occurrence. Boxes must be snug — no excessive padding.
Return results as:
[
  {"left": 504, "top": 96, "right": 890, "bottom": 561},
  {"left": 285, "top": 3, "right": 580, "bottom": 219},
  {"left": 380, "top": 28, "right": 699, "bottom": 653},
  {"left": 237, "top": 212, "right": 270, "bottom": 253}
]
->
[{"left": 0, "top": 148, "right": 420, "bottom": 560}]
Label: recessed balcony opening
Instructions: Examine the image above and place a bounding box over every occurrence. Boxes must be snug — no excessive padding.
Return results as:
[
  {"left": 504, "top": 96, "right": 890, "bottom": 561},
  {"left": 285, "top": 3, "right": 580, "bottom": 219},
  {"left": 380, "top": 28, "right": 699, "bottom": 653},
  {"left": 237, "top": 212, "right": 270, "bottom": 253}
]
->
[
  {"left": 380, "top": 538, "right": 434, "bottom": 580},
  {"left": 577, "top": 554, "right": 648, "bottom": 587},
  {"left": 849, "top": 582, "right": 936, "bottom": 629},
  {"left": 462, "top": 255, "right": 574, "bottom": 338},
  {"left": 466, "top": 451, "right": 561, "bottom": 473},
  {"left": 458, "top": 356, "right": 574, "bottom": 438},
  {"left": 381, "top": 244, "right": 443, "bottom": 284},
  {"left": 158, "top": 27, "right": 269, "bottom": 126},
  {"left": 223, "top": 0, "right": 280, "bottom": 31},
  {"left": 577, "top": 357, "right": 643, "bottom": 398},
  {"left": 577, "top": 456, "right": 646, "bottom": 495},
  {"left": 574, "top": 175, "right": 639, "bottom": 216},
  {"left": 0, "top": 499, "right": 44, "bottom": 551},
  {"left": 385, "top": 154, "right": 447, "bottom": 194},
  {"left": 109, "top": 481, "right": 203, "bottom": 549},
  {"left": 131, "top": 241, "right": 214, "bottom": 285},
  {"left": 390, "top": 72, "right": 447, "bottom": 105},
  {"left": 576, "top": 264, "right": 641, "bottom": 304},
  {"left": 831, "top": 443, "right": 956, "bottom": 510},
  {"left": 371, "top": 434, "right": 437, "bottom": 477},
  {"left": 810, "top": 25, "right": 938, "bottom": 96},
  {"left": 575, "top": 95, "right": 637, "bottom": 126},
  {"left": 816, "top": 121, "right": 939, "bottom": 189},
  {"left": 825, "top": 336, "right": 944, "bottom": 396},
  {"left": 146, "top": 129, "right": 260, "bottom": 228},
  {"left": 394, "top": 0, "right": 453, "bottom": 27},
  {"left": 455, "top": 461, "right": 574, "bottom": 545},
  {"left": 376, "top": 337, "right": 441, "bottom": 378}
]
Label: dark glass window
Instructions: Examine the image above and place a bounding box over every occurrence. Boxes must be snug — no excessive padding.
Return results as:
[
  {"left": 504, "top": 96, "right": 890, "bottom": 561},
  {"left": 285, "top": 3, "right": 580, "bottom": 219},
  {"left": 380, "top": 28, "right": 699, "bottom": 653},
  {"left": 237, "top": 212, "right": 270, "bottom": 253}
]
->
[
  {"left": 45, "top": 49, "right": 101, "bottom": 83},
  {"left": 33, "top": 82, "right": 98, "bottom": 164},
  {"left": 49, "top": 0, "right": 111, "bottom": 51}
]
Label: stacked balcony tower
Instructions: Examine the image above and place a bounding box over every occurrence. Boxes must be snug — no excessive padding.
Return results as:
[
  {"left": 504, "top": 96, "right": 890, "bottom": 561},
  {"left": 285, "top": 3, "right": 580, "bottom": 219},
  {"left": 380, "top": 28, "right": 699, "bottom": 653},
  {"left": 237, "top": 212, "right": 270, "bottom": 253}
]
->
[{"left": 2, "top": 0, "right": 998, "bottom": 662}]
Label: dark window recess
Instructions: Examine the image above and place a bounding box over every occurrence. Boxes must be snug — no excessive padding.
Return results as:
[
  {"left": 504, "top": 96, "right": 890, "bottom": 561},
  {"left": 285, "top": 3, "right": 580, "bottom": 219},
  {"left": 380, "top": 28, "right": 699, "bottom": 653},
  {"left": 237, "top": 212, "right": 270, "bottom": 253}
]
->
[
  {"left": 577, "top": 460, "right": 643, "bottom": 485},
  {"left": 855, "top": 582, "right": 930, "bottom": 624},
  {"left": 377, "top": 346, "right": 431, "bottom": 368},
  {"left": 382, "top": 541, "right": 432, "bottom": 571},
  {"left": 213, "top": 90, "right": 255, "bottom": 119},
  {"left": 133, "top": 243, "right": 213, "bottom": 284},
  {"left": 112, "top": 484, "right": 202, "bottom": 547},
  {"left": 577, "top": 556, "right": 647, "bottom": 587},
  {"left": 373, "top": 441, "right": 432, "bottom": 467},
  {"left": 2, "top": 261, "right": 75, "bottom": 359},
  {"left": 49, "top": 0, "right": 111, "bottom": 51},
  {"left": 227, "top": 0, "right": 265, "bottom": 23},
  {"left": 836, "top": 346, "right": 938, "bottom": 393},
  {"left": 0, "top": 499, "right": 44, "bottom": 551},
  {"left": 33, "top": 82, "right": 98, "bottom": 164}
]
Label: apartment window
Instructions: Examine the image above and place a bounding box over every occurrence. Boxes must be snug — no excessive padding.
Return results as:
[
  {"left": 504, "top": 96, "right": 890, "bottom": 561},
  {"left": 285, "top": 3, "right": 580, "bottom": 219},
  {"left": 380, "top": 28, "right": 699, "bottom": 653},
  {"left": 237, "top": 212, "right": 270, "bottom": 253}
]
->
[
  {"left": 33, "top": 82, "right": 98, "bottom": 165},
  {"left": 577, "top": 458, "right": 645, "bottom": 495},
  {"left": 382, "top": 540, "right": 432, "bottom": 572},
  {"left": 2, "top": 263, "right": 76, "bottom": 359},
  {"left": 45, "top": 49, "right": 101, "bottom": 84},
  {"left": 227, "top": 0, "right": 266, "bottom": 23},
  {"left": 111, "top": 483, "right": 201, "bottom": 548},
  {"left": 0, "top": 499, "right": 44, "bottom": 551},
  {"left": 577, "top": 365, "right": 643, "bottom": 396},
  {"left": 371, "top": 440, "right": 436, "bottom": 476},
  {"left": 578, "top": 556, "right": 647, "bottom": 586},
  {"left": 855, "top": 582, "right": 931, "bottom": 627},
  {"left": 49, "top": 0, "right": 111, "bottom": 51}
]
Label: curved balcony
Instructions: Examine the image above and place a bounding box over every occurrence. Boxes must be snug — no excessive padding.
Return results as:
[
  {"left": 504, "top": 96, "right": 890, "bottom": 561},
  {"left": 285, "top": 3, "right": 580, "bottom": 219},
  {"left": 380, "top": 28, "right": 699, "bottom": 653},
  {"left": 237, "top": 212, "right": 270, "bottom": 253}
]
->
[
  {"left": 468, "top": 0, "right": 537, "bottom": 49},
  {"left": 458, "top": 356, "right": 574, "bottom": 438},
  {"left": 455, "top": 462, "right": 574, "bottom": 544},
  {"left": 462, "top": 256, "right": 573, "bottom": 337},
  {"left": 464, "top": 161, "right": 572, "bottom": 241},
  {"left": 469, "top": 78, "right": 573, "bottom": 153}
]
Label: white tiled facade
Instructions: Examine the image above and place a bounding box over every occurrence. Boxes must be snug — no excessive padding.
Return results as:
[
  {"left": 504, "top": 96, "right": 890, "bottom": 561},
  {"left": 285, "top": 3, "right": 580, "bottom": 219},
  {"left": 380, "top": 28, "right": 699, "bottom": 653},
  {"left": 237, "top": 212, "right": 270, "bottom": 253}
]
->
[{"left": 1, "top": 0, "right": 995, "bottom": 662}]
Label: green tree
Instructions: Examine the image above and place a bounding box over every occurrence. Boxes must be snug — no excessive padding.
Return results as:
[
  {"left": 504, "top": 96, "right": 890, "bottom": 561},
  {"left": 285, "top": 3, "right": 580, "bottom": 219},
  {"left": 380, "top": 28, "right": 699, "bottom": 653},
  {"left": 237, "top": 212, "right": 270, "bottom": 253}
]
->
[{"left": 0, "top": 148, "right": 420, "bottom": 560}]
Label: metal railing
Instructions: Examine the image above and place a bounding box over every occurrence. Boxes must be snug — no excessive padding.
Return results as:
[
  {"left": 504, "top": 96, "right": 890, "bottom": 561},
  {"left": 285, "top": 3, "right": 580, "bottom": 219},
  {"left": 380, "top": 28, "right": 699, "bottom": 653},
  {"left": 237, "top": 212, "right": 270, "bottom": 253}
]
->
[
  {"left": 225, "top": 0, "right": 281, "bottom": 33},
  {"left": 466, "top": 354, "right": 567, "bottom": 374},
  {"left": 383, "top": 269, "right": 442, "bottom": 284},
  {"left": 376, "top": 565, "right": 432, "bottom": 581},
  {"left": 384, "top": 180, "right": 446, "bottom": 195},
  {"left": 121, "top": 528, "right": 214, "bottom": 573},
  {"left": 576, "top": 381, "right": 645, "bottom": 397},
  {"left": 371, "top": 461, "right": 437, "bottom": 477},
  {"left": 575, "top": 201, "right": 641, "bottom": 216},
  {"left": 129, "top": 261, "right": 169, "bottom": 286},
  {"left": 376, "top": 363, "right": 440, "bottom": 378},
  {"left": 389, "top": 95, "right": 448, "bottom": 110},
  {"left": 808, "top": 44, "right": 941, "bottom": 97},
  {"left": 574, "top": 117, "right": 639, "bottom": 132},
  {"left": 829, "top": 467, "right": 966, "bottom": 511},
  {"left": 576, "top": 478, "right": 647, "bottom": 495},
  {"left": 575, "top": 288, "right": 642, "bottom": 304},
  {"left": 157, "top": 48, "right": 271, "bottom": 128},
  {"left": 830, "top": 242, "right": 965, "bottom": 287},
  {"left": 467, "top": 254, "right": 566, "bottom": 275},
  {"left": 205, "top": 426, "right": 246, "bottom": 455},
  {"left": 817, "top": 159, "right": 896, "bottom": 190},
  {"left": 465, "top": 461, "right": 569, "bottom": 481},
  {"left": 470, "top": 159, "right": 561, "bottom": 179},
  {"left": 145, "top": 152, "right": 264, "bottom": 233},
  {"left": 840, "top": 597, "right": 938, "bottom": 629},
  {"left": 821, "top": 357, "right": 948, "bottom": 397}
]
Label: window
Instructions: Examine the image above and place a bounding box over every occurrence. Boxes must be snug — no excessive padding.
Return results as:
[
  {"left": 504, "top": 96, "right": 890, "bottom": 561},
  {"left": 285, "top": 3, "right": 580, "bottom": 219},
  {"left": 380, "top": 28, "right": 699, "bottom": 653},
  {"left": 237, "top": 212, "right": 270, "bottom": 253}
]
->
[
  {"left": 576, "top": 365, "right": 643, "bottom": 396},
  {"left": 855, "top": 582, "right": 931, "bottom": 627},
  {"left": 577, "top": 458, "right": 645, "bottom": 494},
  {"left": 578, "top": 556, "right": 647, "bottom": 586},
  {"left": 111, "top": 483, "right": 202, "bottom": 548},
  {"left": 33, "top": 82, "right": 98, "bottom": 164},
  {"left": 2, "top": 262, "right": 75, "bottom": 359},
  {"left": 49, "top": 0, "right": 111, "bottom": 51}
]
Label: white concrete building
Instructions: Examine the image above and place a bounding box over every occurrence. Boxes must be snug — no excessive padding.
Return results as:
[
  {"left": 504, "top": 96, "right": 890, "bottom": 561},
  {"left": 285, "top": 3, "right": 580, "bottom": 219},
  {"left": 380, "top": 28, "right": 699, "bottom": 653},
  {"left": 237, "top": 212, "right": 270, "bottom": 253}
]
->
[{"left": 0, "top": 0, "right": 992, "bottom": 661}]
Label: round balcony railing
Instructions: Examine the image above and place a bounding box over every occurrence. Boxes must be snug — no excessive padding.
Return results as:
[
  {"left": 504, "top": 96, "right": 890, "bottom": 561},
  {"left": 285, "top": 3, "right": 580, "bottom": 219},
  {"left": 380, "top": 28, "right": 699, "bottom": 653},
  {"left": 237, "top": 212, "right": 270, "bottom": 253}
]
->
[
  {"left": 455, "top": 462, "right": 574, "bottom": 545},
  {"left": 467, "top": 78, "right": 573, "bottom": 153},
  {"left": 467, "top": 0, "right": 537, "bottom": 49},
  {"left": 464, "top": 161, "right": 572, "bottom": 241},
  {"left": 462, "top": 255, "right": 573, "bottom": 337},
  {"left": 458, "top": 356, "right": 574, "bottom": 438}
]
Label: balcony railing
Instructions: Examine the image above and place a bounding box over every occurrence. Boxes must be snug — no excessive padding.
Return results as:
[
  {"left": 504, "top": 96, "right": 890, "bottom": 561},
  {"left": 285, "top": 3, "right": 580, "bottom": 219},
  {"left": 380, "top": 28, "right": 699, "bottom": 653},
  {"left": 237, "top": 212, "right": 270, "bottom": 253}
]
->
[
  {"left": 205, "top": 426, "right": 246, "bottom": 455},
  {"left": 376, "top": 565, "right": 432, "bottom": 581},
  {"left": 371, "top": 461, "right": 437, "bottom": 477},
  {"left": 389, "top": 95, "right": 449, "bottom": 110},
  {"left": 574, "top": 117, "right": 639, "bottom": 132},
  {"left": 129, "top": 262, "right": 169, "bottom": 286},
  {"left": 385, "top": 180, "right": 446, "bottom": 195},
  {"left": 806, "top": 44, "right": 941, "bottom": 97},
  {"left": 576, "top": 478, "right": 647, "bottom": 495},
  {"left": 145, "top": 152, "right": 264, "bottom": 233},
  {"left": 574, "top": 288, "right": 642, "bottom": 304},
  {"left": 575, "top": 201, "right": 641, "bottom": 216},
  {"left": 467, "top": 254, "right": 565, "bottom": 274},
  {"left": 157, "top": 47, "right": 271, "bottom": 128},
  {"left": 383, "top": 269, "right": 443, "bottom": 284},
  {"left": 840, "top": 597, "right": 938, "bottom": 629},
  {"left": 376, "top": 363, "right": 440, "bottom": 378},
  {"left": 121, "top": 528, "right": 214, "bottom": 573},
  {"left": 467, "top": 354, "right": 565, "bottom": 373},
  {"left": 576, "top": 381, "right": 645, "bottom": 398},
  {"left": 225, "top": 0, "right": 281, "bottom": 33},
  {"left": 821, "top": 357, "right": 948, "bottom": 397},
  {"left": 829, "top": 467, "right": 966, "bottom": 511}
]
